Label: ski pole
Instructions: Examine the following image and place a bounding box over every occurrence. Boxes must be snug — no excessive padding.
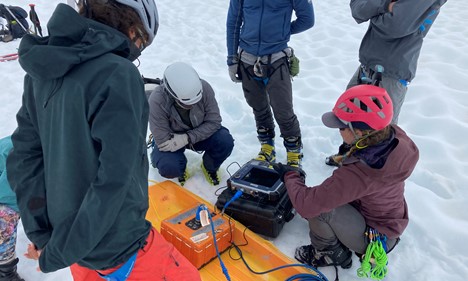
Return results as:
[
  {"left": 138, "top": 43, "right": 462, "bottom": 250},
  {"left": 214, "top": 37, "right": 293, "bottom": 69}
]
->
[{"left": 29, "top": 4, "right": 42, "bottom": 37}]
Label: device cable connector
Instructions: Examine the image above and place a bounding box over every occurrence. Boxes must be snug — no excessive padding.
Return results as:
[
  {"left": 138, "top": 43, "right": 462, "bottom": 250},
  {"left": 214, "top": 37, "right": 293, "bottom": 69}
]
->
[
  {"left": 221, "top": 190, "right": 243, "bottom": 215},
  {"left": 196, "top": 203, "right": 232, "bottom": 281},
  {"left": 195, "top": 204, "right": 207, "bottom": 221}
]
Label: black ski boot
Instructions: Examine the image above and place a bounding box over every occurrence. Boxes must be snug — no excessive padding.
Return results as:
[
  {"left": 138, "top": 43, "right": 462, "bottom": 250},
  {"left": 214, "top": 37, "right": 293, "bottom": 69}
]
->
[
  {"left": 295, "top": 243, "right": 353, "bottom": 269},
  {"left": 201, "top": 163, "right": 220, "bottom": 186},
  {"left": 0, "top": 258, "right": 25, "bottom": 281},
  {"left": 178, "top": 168, "right": 189, "bottom": 186},
  {"left": 1, "top": 34, "right": 13, "bottom": 43}
]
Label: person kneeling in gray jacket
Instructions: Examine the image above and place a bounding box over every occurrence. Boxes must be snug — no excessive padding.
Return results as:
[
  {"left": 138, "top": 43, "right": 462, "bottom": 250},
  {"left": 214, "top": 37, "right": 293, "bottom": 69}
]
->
[{"left": 148, "top": 62, "right": 234, "bottom": 186}]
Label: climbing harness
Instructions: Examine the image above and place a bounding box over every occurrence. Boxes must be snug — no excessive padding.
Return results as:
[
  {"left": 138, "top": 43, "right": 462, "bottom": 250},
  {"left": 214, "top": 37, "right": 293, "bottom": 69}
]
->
[{"left": 357, "top": 228, "right": 389, "bottom": 281}]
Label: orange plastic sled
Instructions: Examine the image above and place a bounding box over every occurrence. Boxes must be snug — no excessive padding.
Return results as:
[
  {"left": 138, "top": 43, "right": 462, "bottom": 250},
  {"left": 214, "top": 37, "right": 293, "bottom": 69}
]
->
[{"left": 146, "top": 180, "right": 315, "bottom": 281}]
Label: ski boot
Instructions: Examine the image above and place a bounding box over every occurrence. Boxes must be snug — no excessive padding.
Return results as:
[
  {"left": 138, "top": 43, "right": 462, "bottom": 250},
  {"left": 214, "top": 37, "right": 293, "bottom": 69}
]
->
[
  {"left": 0, "top": 258, "right": 25, "bottom": 281},
  {"left": 201, "top": 163, "right": 220, "bottom": 186},
  {"left": 295, "top": 243, "right": 353, "bottom": 269},
  {"left": 284, "top": 136, "right": 303, "bottom": 168},
  {"left": 1, "top": 34, "right": 13, "bottom": 43},
  {"left": 254, "top": 127, "right": 276, "bottom": 163},
  {"left": 178, "top": 168, "right": 190, "bottom": 186}
]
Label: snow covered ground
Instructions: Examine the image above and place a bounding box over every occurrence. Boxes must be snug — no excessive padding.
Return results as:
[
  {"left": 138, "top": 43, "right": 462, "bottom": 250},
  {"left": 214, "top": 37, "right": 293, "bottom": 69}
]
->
[{"left": 1, "top": 0, "right": 467, "bottom": 280}]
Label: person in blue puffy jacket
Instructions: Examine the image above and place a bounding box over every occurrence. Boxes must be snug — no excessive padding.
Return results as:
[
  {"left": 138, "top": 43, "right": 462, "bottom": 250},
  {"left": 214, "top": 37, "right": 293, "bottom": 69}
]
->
[
  {"left": 226, "top": 0, "right": 314, "bottom": 168},
  {"left": 0, "top": 136, "right": 24, "bottom": 281}
]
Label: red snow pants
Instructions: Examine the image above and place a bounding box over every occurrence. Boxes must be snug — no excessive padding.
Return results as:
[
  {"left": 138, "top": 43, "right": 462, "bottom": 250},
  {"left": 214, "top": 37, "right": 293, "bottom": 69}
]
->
[{"left": 70, "top": 228, "right": 200, "bottom": 281}]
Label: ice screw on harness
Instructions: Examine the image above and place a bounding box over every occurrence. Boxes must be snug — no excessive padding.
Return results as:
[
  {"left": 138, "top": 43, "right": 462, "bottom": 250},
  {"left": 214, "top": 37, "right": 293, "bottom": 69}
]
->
[
  {"left": 357, "top": 228, "right": 388, "bottom": 281},
  {"left": 373, "top": 65, "right": 384, "bottom": 87}
]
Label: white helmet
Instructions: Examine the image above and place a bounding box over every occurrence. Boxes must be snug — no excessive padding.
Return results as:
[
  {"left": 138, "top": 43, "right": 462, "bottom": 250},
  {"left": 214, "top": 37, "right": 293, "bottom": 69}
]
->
[
  {"left": 114, "top": 0, "right": 159, "bottom": 45},
  {"left": 163, "top": 62, "right": 203, "bottom": 105}
]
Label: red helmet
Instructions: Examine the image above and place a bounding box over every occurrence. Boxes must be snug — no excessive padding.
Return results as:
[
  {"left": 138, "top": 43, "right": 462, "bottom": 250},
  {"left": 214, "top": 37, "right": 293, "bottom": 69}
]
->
[{"left": 333, "top": 85, "right": 393, "bottom": 130}]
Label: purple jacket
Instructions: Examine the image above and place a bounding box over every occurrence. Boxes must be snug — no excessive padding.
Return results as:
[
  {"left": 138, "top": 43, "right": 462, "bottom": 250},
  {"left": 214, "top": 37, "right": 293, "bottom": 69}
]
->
[{"left": 284, "top": 125, "right": 419, "bottom": 238}]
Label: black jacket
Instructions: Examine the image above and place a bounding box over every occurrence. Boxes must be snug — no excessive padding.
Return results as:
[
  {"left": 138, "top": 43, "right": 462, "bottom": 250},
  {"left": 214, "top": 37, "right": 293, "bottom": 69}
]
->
[{"left": 7, "top": 4, "right": 150, "bottom": 272}]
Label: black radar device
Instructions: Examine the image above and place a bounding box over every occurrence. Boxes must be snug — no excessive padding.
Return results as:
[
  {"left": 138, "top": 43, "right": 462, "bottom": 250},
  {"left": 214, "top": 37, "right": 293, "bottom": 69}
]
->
[{"left": 227, "top": 159, "right": 284, "bottom": 201}]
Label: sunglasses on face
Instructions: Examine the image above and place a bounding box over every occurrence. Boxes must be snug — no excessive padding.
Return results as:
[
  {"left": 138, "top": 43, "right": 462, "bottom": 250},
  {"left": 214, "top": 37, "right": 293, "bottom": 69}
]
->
[{"left": 132, "top": 27, "right": 147, "bottom": 52}]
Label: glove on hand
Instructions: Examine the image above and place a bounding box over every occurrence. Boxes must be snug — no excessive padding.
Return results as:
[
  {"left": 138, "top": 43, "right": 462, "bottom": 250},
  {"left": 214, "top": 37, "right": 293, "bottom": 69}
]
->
[
  {"left": 272, "top": 162, "right": 306, "bottom": 182},
  {"left": 158, "top": 134, "right": 189, "bottom": 152},
  {"left": 228, "top": 64, "right": 242, "bottom": 83}
]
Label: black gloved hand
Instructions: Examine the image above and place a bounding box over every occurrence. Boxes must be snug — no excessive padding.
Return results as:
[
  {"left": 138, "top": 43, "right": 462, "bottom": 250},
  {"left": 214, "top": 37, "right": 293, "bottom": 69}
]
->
[{"left": 272, "top": 162, "right": 306, "bottom": 182}]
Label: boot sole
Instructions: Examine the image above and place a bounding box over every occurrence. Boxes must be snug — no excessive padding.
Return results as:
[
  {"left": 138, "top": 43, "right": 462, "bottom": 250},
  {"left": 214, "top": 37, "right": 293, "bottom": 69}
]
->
[{"left": 340, "top": 257, "right": 353, "bottom": 269}]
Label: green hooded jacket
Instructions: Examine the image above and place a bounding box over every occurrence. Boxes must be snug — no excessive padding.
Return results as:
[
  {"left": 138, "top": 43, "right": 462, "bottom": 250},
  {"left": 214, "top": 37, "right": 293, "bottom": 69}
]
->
[{"left": 6, "top": 4, "right": 150, "bottom": 272}]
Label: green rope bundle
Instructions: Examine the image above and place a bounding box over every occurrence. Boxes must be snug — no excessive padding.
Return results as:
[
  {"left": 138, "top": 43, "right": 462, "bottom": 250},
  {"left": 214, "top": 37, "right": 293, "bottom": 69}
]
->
[{"left": 357, "top": 239, "right": 388, "bottom": 280}]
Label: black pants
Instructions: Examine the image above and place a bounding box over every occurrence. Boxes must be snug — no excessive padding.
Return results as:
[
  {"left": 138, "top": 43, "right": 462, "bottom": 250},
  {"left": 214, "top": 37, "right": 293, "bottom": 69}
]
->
[{"left": 239, "top": 58, "right": 301, "bottom": 138}]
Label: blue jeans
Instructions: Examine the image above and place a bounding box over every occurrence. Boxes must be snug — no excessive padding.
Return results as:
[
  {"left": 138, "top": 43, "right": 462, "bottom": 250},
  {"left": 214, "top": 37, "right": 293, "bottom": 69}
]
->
[{"left": 151, "top": 127, "right": 234, "bottom": 178}]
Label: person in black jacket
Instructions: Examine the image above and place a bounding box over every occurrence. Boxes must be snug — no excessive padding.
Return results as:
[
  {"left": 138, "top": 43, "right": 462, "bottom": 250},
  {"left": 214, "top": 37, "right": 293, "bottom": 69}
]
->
[{"left": 7, "top": 1, "right": 200, "bottom": 280}]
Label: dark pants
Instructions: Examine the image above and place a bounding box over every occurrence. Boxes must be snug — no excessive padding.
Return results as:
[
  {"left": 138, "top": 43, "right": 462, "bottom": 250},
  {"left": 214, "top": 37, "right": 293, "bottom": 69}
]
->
[
  {"left": 239, "top": 58, "right": 301, "bottom": 138},
  {"left": 151, "top": 127, "right": 234, "bottom": 178},
  {"left": 307, "top": 204, "right": 399, "bottom": 254}
]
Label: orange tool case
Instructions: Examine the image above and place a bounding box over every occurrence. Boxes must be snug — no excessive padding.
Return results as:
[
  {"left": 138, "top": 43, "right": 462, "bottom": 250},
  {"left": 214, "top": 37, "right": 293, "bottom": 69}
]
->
[{"left": 160, "top": 203, "right": 234, "bottom": 269}]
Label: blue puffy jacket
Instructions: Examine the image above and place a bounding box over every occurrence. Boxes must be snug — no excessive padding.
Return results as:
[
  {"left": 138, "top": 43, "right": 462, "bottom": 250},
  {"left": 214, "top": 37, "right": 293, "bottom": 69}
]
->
[
  {"left": 226, "top": 0, "right": 314, "bottom": 65},
  {"left": 0, "top": 136, "right": 18, "bottom": 212}
]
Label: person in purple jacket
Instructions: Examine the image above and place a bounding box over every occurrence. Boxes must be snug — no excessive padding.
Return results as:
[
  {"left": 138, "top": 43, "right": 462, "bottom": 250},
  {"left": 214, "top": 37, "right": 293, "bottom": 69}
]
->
[{"left": 273, "top": 85, "right": 419, "bottom": 269}]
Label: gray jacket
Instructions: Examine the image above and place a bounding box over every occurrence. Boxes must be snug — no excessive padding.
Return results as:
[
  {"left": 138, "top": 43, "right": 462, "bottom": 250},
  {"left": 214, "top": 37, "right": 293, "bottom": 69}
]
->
[
  {"left": 351, "top": 0, "right": 446, "bottom": 82},
  {"left": 148, "top": 79, "right": 222, "bottom": 145}
]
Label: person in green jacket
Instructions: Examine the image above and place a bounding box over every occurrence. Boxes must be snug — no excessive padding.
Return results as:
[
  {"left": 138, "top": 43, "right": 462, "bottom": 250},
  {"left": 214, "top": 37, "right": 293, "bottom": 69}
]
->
[
  {"left": 0, "top": 136, "right": 24, "bottom": 281},
  {"left": 6, "top": 1, "right": 200, "bottom": 280}
]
